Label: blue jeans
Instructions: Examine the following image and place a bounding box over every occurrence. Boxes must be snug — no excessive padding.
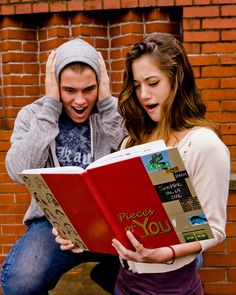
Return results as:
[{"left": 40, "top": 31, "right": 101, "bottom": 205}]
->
[{"left": 0, "top": 218, "right": 120, "bottom": 295}]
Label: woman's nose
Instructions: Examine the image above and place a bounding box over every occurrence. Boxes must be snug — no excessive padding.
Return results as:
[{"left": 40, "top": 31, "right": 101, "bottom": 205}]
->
[{"left": 140, "top": 86, "right": 151, "bottom": 100}]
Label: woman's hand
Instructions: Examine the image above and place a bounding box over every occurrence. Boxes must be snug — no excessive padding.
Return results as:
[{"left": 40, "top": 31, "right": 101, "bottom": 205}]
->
[
  {"left": 52, "top": 228, "right": 83, "bottom": 253},
  {"left": 112, "top": 230, "right": 175, "bottom": 264},
  {"left": 45, "top": 50, "right": 60, "bottom": 101},
  {"left": 97, "top": 51, "right": 111, "bottom": 101}
]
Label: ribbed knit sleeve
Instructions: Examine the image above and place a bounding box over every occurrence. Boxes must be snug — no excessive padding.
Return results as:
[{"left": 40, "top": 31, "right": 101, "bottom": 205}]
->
[{"left": 179, "top": 127, "right": 230, "bottom": 251}]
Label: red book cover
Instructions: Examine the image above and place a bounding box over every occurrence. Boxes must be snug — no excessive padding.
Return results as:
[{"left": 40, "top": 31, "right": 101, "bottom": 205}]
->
[{"left": 20, "top": 142, "right": 214, "bottom": 255}]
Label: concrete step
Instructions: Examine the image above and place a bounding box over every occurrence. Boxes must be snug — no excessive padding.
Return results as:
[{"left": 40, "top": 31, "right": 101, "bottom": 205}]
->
[{"left": 49, "top": 262, "right": 110, "bottom": 295}]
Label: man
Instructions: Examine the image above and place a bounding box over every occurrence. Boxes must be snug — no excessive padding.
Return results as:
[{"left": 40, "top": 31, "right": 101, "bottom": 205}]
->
[{"left": 0, "top": 38, "right": 126, "bottom": 295}]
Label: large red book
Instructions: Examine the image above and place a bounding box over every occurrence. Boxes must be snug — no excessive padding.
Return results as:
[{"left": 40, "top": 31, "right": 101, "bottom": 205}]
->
[{"left": 20, "top": 141, "right": 214, "bottom": 255}]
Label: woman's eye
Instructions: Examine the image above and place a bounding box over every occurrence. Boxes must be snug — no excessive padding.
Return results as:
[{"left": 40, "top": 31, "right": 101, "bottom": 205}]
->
[{"left": 149, "top": 81, "right": 158, "bottom": 86}]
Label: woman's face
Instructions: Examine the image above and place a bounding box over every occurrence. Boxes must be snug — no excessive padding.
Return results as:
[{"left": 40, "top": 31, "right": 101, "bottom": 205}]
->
[{"left": 132, "top": 54, "right": 172, "bottom": 122}]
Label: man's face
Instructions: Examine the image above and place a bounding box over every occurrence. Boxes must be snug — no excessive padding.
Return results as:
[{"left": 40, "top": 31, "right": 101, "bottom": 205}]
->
[{"left": 59, "top": 67, "right": 98, "bottom": 123}]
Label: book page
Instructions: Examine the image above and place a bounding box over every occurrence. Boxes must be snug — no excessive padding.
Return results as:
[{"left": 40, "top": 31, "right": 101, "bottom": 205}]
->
[
  {"left": 87, "top": 140, "right": 167, "bottom": 169},
  {"left": 21, "top": 166, "right": 84, "bottom": 174},
  {"left": 20, "top": 173, "right": 88, "bottom": 249}
]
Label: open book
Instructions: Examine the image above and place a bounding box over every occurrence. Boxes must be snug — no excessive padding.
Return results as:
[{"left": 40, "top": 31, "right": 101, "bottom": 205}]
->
[{"left": 20, "top": 140, "right": 214, "bottom": 255}]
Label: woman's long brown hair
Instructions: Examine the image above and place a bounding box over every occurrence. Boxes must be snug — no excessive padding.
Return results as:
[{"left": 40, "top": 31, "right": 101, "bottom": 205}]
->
[{"left": 118, "top": 32, "right": 216, "bottom": 148}]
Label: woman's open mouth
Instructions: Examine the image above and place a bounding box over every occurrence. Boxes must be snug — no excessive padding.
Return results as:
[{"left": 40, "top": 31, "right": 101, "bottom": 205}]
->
[{"left": 146, "top": 103, "right": 158, "bottom": 111}]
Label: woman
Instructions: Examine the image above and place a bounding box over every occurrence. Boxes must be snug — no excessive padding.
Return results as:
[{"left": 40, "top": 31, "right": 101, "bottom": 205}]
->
[{"left": 111, "top": 32, "right": 230, "bottom": 295}]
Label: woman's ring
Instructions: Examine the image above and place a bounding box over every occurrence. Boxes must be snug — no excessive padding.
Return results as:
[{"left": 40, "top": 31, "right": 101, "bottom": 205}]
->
[{"left": 136, "top": 244, "right": 144, "bottom": 252}]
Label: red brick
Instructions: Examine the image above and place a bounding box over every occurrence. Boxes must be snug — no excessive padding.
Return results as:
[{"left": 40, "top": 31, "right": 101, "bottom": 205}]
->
[
  {"left": 203, "top": 88, "right": 236, "bottom": 100},
  {"left": 202, "top": 42, "right": 236, "bottom": 53},
  {"left": 199, "top": 268, "right": 226, "bottom": 282},
  {"left": 41, "top": 14, "right": 68, "bottom": 26},
  {"left": 227, "top": 207, "right": 236, "bottom": 221},
  {"left": 110, "top": 10, "right": 143, "bottom": 23},
  {"left": 194, "top": 0, "right": 211, "bottom": 4},
  {"left": 221, "top": 101, "right": 236, "bottom": 111},
  {"left": 221, "top": 4, "right": 236, "bottom": 16},
  {"left": 24, "top": 64, "right": 40, "bottom": 74},
  {"left": 1, "top": 4, "right": 15, "bottom": 15},
  {"left": 222, "top": 135, "right": 236, "bottom": 145},
  {"left": 189, "top": 55, "right": 219, "bottom": 66},
  {"left": 0, "top": 203, "right": 29, "bottom": 214},
  {"left": 72, "top": 26, "right": 107, "bottom": 37},
  {"left": 139, "top": 0, "right": 158, "bottom": 7},
  {"left": 111, "top": 59, "right": 126, "bottom": 71},
  {"left": 228, "top": 269, "right": 236, "bottom": 282},
  {"left": 206, "top": 100, "right": 220, "bottom": 111},
  {"left": 213, "top": 0, "right": 236, "bottom": 4},
  {"left": 111, "top": 34, "right": 141, "bottom": 47},
  {"left": 221, "top": 124, "right": 236, "bottom": 135},
  {"left": 202, "top": 66, "right": 236, "bottom": 77},
  {"left": 176, "top": 0, "right": 192, "bottom": 5},
  {"left": 3, "top": 52, "right": 37, "bottom": 63},
  {"left": 121, "top": 0, "right": 138, "bottom": 8},
  {"left": 227, "top": 238, "right": 236, "bottom": 252},
  {"left": 95, "top": 38, "right": 109, "bottom": 49},
  {"left": 222, "top": 30, "right": 236, "bottom": 41},
  {"left": 0, "top": 214, "right": 23, "bottom": 224},
  {"left": 32, "top": 2, "right": 49, "bottom": 13},
  {"left": 0, "top": 194, "right": 14, "bottom": 204},
  {"left": 3, "top": 75, "right": 39, "bottom": 85},
  {"left": 184, "top": 43, "right": 201, "bottom": 54},
  {"left": 121, "top": 23, "right": 144, "bottom": 34},
  {"left": 110, "top": 26, "right": 121, "bottom": 37},
  {"left": 0, "top": 141, "right": 10, "bottom": 152},
  {"left": 110, "top": 48, "right": 122, "bottom": 59},
  {"left": 67, "top": 1, "right": 83, "bottom": 11},
  {"left": 183, "top": 6, "right": 219, "bottom": 18},
  {"left": 157, "top": 0, "right": 174, "bottom": 5},
  {"left": 146, "top": 23, "right": 180, "bottom": 34},
  {"left": 71, "top": 12, "right": 94, "bottom": 25},
  {"left": 49, "top": 1, "right": 67, "bottom": 12},
  {"left": 47, "top": 27, "right": 70, "bottom": 38},
  {"left": 204, "top": 283, "right": 236, "bottom": 294},
  {"left": 0, "top": 130, "right": 11, "bottom": 141},
  {"left": 2, "top": 224, "right": 26, "bottom": 235},
  {"left": 196, "top": 78, "right": 220, "bottom": 89},
  {"left": 15, "top": 3, "right": 32, "bottom": 14},
  {"left": 183, "top": 19, "right": 201, "bottom": 30},
  {"left": 23, "top": 42, "right": 38, "bottom": 52},
  {"left": 207, "top": 112, "right": 236, "bottom": 123},
  {"left": 226, "top": 223, "right": 236, "bottom": 238},
  {"left": 1, "top": 28, "right": 37, "bottom": 40},
  {"left": 0, "top": 235, "right": 19, "bottom": 245},
  {"left": 1, "top": 40, "right": 22, "bottom": 51},
  {"left": 15, "top": 194, "right": 31, "bottom": 203},
  {"left": 203, "top": 17, "right": 236, "bottom": 29},
  {"left": 84, "top": 0, "right": 102, "bottom": 10},
  {"left": 184, "top": 31, "right": 219, "bottom": 42}
]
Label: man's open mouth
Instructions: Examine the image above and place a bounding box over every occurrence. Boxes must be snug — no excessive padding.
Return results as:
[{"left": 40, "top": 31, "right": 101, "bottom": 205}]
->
[{"left": 72, "top": 106, "right": 87, "bottom": 114}]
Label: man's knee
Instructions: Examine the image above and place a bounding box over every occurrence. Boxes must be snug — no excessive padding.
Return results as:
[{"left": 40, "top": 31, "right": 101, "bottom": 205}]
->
[
  {"left": 0, "top": 262, "right": 56, "bottom": 295},
  {"left": 1, "top": 272, "right": 50, "bottom": 295}
]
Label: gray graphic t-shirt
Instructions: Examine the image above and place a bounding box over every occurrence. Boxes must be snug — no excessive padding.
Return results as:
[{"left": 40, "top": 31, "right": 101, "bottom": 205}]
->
[{"left": 55, "top": 112, "right": 92, "bottom": 169}]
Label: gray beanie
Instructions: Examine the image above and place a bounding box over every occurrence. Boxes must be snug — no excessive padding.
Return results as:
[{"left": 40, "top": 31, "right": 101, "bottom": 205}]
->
[{"left": 55, "top": 38, "right": 100, "bottom": 81}]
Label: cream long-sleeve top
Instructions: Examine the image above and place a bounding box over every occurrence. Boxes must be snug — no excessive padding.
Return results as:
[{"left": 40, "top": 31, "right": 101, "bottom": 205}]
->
[{"left": 125, "top": 127, "right": 230, "bottom": 273}]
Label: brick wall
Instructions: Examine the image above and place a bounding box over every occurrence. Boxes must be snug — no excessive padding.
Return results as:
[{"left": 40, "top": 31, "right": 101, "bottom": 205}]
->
[{"left": 0, "top": 1, "right": 236, "bottom": 294}]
